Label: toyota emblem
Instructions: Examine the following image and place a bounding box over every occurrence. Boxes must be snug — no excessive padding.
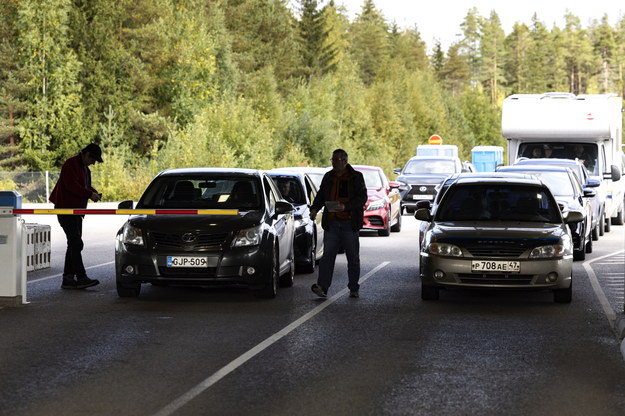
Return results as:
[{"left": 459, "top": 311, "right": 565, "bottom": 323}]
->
[
  {"left": 181, "top": 233, "right": 197, "bottom": 243},
  {"left": 419, "top": 186, "right": 427, "bottom": 192}
]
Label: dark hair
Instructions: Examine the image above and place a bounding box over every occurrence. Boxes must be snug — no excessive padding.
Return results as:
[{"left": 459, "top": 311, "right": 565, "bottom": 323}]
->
[{"left": 332, "top": 148, "right": 348, "bottom": 161}]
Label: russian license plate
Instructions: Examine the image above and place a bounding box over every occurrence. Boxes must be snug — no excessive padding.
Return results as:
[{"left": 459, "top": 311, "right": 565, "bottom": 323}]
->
[
  {"left": 471, "top": 260, "right": 521, "bottom": 273},
  {"left": 167, "top": 256, "right": 208, "bottom": 268},
  {"left": 413, "top": 195, "right": 434, "bottom": 200}
]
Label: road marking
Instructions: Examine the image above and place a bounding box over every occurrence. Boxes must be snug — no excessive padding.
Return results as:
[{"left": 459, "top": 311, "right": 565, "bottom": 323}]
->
[
  {"left": 27, "top": 262, "right": 115, "bottom": 284},
  {"left": 583, "top": 250, "right": 625, "bottom": 332},
  {"left": 152, "top": 261, "right": 391, "bottom": 416}
]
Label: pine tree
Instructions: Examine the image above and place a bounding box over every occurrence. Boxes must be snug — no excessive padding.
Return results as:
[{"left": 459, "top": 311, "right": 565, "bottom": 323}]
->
[
  {"left": 296, "top": 0, "right": 337, "bottom": 81},
  {"left": 479, "top": 11, "right": 506, "bottom": 102},
  {"left": 503, "top": 22, "right": 530, "bottom": 93},
  {"left": 389, "top": 24, "right": 428, "bottom": 72},
  {"left": 592, "top": 15, "right": 617, "bottom": 93},
  {"left": 561, "top": 13, "right": 596, "bottom": 94},
  {"left": 348, "top": 0, "right": 390, "bottom": 85}
]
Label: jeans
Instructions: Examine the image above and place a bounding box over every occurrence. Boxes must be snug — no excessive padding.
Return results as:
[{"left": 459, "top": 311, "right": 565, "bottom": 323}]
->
[
  {"left": 317, "top": 220, "right": 360, "bottom": 292},
  {"left": 57, "top": 215, "right": 87, "bottom": 278}
]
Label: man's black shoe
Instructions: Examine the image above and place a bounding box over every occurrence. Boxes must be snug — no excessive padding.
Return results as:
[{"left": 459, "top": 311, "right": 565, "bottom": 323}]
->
[
  {"left": 311, "top": 283, "right": 327, "bottom": 298},
  {"left": 61, "top": 278, "right": 77, "bottom": 290},
  {"left": 75, "top": 277, "right": 99, "bottom": 289}
]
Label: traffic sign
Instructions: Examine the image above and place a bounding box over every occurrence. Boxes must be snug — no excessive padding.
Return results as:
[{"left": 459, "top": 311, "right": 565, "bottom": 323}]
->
[{"left": 428, "top": 135, "right": 442, "bottom": 145}]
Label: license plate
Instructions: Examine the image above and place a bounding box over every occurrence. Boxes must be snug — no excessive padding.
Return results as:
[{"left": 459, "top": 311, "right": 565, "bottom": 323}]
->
[
  {"left": 167, "top": 256, "right": 208, "bottom": 268},
  {"left": 413, "top": 195, "right": 434, "bottom": 200},
  {"left": 471, "top": 260, "right": 521, "bottom": 273}
]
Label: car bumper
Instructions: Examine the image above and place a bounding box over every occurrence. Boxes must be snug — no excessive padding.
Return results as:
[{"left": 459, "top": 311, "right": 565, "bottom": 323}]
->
[
  {"left": 362, "top": 208, "right": 388, "bottom": 230},
  {"left": 115, "top": 240, "right": 270, "bottom": 289},
  {"left": 419, "top": 253, "right": 572, "bottom": 290}
]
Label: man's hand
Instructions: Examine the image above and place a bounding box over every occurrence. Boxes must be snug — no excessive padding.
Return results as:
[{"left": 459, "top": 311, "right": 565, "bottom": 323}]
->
[
  {"left": 90, "top": 192, "right": 102, "bottom": 202},
  {"left": 310, "top": 208, "right": 318, "bottom": 221}
]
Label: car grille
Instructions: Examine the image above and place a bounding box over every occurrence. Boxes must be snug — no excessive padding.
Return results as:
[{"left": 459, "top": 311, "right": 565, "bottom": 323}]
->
[
  {"left": 465, "top": 246, "right": 526, "bottom": 257},
  {"left": 458, "top": 273, "right": 534, "bottom": 285},
  {"left": 150, "top": 232, "right": 229, "bottom": 250},
  {"left": 158, "top": 267, "right": 218, "bottom": 277},
  {"left": 367, "top": 216, "right": 384, "bottom": 226},
  {"left": 405, "top": 184, "right": 436, "bottom": 199}
]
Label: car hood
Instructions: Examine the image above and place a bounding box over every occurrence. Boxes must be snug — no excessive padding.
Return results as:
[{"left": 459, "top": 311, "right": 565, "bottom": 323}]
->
[
  {"left": 127, "top": 210, "right": 265, "bottom": 233},
  {"left": 366, "top": 188, "right": 387, "bottom": 200},
  {"left": 397, "top": 174, "right": 448, "bottom": 185},
  {"left": 428, "top": 222, "right": 567, "bottom": 247}
]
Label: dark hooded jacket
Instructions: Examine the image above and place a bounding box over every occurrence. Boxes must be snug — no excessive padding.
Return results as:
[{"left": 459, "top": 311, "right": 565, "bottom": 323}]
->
[{"left": 311, "top": 164, "right": 367, "bottom": 231}]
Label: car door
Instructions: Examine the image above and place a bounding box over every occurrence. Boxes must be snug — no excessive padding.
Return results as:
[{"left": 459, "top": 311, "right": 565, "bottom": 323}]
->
[
  {"left": 304, "top": 174, "right": 324, "bottom": 259},
  {"left": 263, "top": 175, "right": 294, "bottom": 273}
]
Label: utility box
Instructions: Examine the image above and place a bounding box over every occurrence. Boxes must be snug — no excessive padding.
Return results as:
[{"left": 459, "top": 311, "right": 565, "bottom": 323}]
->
[
  {"left": 0, "top": 191, "right": 27, "bottom": 306},
  {"left": 25, "top": 223, "right": 51, "bottom": 271},
  {"left": 472, "top": 146, "right": 504, "bottom": 172}
]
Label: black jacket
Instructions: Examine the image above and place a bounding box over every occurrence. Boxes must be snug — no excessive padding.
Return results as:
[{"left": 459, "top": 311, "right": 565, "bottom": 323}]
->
[{"left": 312, "top": 164, "right": 368, "bottom": 231}]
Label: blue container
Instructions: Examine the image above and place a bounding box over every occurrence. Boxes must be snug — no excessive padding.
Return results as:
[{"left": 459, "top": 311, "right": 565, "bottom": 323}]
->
[
  {"left": 0, "top": 191, "right": 22, "bottom": 209},
  {"left": 471, "top": 146, "right": 504, "bottom": 172}
]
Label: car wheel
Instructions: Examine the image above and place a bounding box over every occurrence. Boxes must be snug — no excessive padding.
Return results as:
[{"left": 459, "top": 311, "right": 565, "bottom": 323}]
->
[
  {"left": 591, "top": 222, "right": 599, "bottom": 241},
  {"left": 573, "top": 247, "right": 586, "bottom": 261},
  {"left": 378, "top": 207, "right": 391, "bottom": 236},
  {"left": 300, "top": 237, "right": 316, "bottom": 274},
  {"left": 255, "top": 245, "right": 278, "bottom": 298},
  {"left": 554, "top": 281, "right": 572, "bottom": 303},
  {"left": 421, "top": 283, "right": 439, "bottom": 301},
  {"left": 605, "top": 213, "right": 611, "bottom": 232},
  {"left": 280, "top": 250, "right": 295, "bottom": 287},
  {"left": 612, "top": 205, "right": 625, "bottom": 225},
  {"left": 117, "top": 282, "right": 141, "bottom": 297},
  {"left": 599, "top": 213, "right": 605, "bottom": 236},
  {"left": 585, "top": 236, "right": 593, "bottom": 253},
  {"left": 391, "top": 208, "right": 402, "bottom": 232}
]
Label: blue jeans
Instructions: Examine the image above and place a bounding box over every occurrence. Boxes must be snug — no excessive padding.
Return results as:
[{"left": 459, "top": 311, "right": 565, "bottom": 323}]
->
[{"left": 318, "top": 220, "right": 360, "bottom": 292}]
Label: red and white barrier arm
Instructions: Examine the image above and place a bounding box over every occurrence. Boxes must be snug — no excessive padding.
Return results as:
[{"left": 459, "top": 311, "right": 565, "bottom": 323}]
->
[{"left": 10, "top": 208, "right": 239, "bottom": 216}]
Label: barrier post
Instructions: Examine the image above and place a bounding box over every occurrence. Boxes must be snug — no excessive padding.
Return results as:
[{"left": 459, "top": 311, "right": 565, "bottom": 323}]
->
[{"left": 0, "top": 191, "right": 27, "bottom": 306}]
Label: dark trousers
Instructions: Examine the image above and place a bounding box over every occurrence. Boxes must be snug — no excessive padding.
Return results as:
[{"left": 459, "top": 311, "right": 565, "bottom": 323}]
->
[
  {"left": 57, "top": 215, "right": 87, "bottom": 278},
  {"left": 317, "top": 220, "right": 360, "bottom": 292}
]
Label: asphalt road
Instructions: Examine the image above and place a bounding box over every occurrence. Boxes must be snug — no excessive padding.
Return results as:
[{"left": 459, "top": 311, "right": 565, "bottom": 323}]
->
[{"left": 1, "top": 204, "right": 625, "bottom": 416}]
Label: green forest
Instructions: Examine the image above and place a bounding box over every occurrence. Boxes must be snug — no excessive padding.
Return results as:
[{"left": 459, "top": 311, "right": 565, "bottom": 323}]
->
[{"left": 2, "top": 0, "right": 625, "bottom": 201}]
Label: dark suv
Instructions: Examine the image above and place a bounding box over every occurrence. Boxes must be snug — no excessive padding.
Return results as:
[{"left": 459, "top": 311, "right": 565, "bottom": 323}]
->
[{"left": 394, "top": 156, "right": 466, "bottom": 213}]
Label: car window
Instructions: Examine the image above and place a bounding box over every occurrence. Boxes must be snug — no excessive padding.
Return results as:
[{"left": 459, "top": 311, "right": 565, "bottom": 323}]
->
[
  {"left": 138, "top": 176, "right": 261, "bottom": 210},
  {"left": 271, "top": 177, "right": 306, "bottom": 204},
  {"left": 436, "top": 184, "right": 561, "bottom": 223},
  {"left": 518, "top": 143, "right": 598, "bottom": 175},
  {"left": 357, "top": 169, "right": 383, "bottom": 188},
  {"left": 403, "top": 159, "right": 456, "bottom": 175}
]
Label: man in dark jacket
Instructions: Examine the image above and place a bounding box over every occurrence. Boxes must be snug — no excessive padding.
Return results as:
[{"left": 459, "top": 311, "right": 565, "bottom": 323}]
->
[
  {"left": 310, "top": 149, "right": 367, "bottom": 298},
  {"left": 50, "top": 143, "right": 103, "bottom": 289}
]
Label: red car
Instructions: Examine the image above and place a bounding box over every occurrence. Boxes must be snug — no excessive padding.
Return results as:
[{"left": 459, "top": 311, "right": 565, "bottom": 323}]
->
[{"left": 353, "top": 165, "right": 402, "bottom": 236}]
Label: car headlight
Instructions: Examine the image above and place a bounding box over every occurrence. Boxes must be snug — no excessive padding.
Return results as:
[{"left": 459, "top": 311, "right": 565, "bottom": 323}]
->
[
  {"left": 122, "top": 224, "right": 144, "bottom": 246},
  {"left": 397, "top": 181, "right": 409, "bottom": 192},
  {"left": 427, "top": 242, "right": 463, "bottom": 257},
  {"left": 232, "top": 225, "right": 262, "bottom": 247},
  {"left": 366, "top": 199, "right": 386, "bottom": 211},
  {"left": 529, "top": 245, "right": 565, "bottom": 258}
]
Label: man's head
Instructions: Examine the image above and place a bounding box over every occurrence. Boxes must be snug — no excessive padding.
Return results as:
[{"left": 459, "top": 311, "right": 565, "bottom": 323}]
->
[
  {"left": 331, "top": 149, "right": 348, "bottom": 173},
  {"left": 81, "top": 143, "right": 104, "bottom": 165},
  {"left": 279, "top": 181, "right": 291, "bottom": 196}
]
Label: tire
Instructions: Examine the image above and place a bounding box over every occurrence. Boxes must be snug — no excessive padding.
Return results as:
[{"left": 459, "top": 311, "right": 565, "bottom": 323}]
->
[
  {"left": 421, "top": 283, "right": 439, "bottom": 300},
  {"left": 591, "top": 223, "right": 599, "bottom": 241},
  {"left": 573, "top": 248, "right": 586, "bottom": 261},
  {"left": 280, "top": 250, "right": 295, "bottom": 287},
  {"left": 605, "top": 214, "right": 611, "bottom": 232},
  {"left": 585, "top": 236, "right": 593, "bottom": 253},
  {"left": 554, "top": 281, "right": 572, "bottom": 303},
  {"left": 599, "top": 213, "right": 605, "bottom": 236},
  {"left": 117, "top": 282, "right": 141, "bottom": 297},
  {"left": 299, "top": 236, "right": 316, "bottom": 274},
  {"left": 255, "top": 245, "right": 278, "bottom": 298},
  {"left": 391, "top": 208, "right": 402, "bottom": 232},
  {"left": 611, "top": 205, "right": 625, "bottom": 225},
  {"left": 378, "top": 207, "right": 391, "bottom": 236}
]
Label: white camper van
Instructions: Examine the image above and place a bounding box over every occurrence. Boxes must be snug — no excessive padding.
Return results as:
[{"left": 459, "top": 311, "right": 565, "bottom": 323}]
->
[{"left": 502, "top": 92, "right": 624, "bottom": 228}]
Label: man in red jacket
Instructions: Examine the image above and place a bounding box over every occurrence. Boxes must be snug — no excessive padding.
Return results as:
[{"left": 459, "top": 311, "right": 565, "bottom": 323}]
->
[{"left": 50, "top": 143, "right": 103, "bottom": 289}]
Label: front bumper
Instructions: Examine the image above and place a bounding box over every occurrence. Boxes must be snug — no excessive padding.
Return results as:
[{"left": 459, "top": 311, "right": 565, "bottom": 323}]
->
[
  {"left": 419, "top": 253, "right": 572, "bottom": 290},
  {"left": 362, "top": 208, "right": 388, "bottom": 230}
]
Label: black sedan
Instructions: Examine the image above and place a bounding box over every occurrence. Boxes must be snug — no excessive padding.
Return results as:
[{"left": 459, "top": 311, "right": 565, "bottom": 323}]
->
[
  {"left": 268, "top": 170, "right": 324, "bottom": 273},
  {"left": 115, "top": 168, "right": 295, "bottom": 298}
]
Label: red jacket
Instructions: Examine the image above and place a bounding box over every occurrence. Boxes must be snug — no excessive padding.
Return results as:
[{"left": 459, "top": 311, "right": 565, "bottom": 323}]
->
[{"left": 49, "top": 153, "right": 97, "bottom": 208}]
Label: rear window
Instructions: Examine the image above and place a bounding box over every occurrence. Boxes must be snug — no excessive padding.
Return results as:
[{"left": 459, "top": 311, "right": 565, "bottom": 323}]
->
[
  {"left": 435, "top": 184, "right": 561, "bottom": 222},
  {"left": 138, "top": 175, "right": 261, "bottom": 210}
]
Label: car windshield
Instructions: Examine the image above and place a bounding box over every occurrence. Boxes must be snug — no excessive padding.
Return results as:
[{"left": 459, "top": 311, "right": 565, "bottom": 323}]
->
[
  {"left": 518, "top": 143, "right": 598, "bottom": 175},
  {"left": 271, "top": 177, "right": 306, "bottom": 204},
  {"left": 403, "top": 159, "right": 456, "bottom": 175},
  {"left": 138, "top": 175, "right": 261, "bottom": 210},
  {"left": 436, "top": 184, "right": 561, "bottom": 222},
  {"left": 356, "top": 169, "right": 383, "bottom": 188}
]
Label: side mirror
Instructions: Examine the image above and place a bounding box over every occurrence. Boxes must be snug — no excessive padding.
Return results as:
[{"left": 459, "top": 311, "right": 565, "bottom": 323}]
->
[
  {"left": 415, "top": 200, "right": 431, "bottom": 210},
  {"left": 275, "top": 200, "right": 294, "bottom": 215},
  {"left": 118, "top": 200, "right": 134, "bottom": 209},
  {"left": 586, "top": 178, "right": 600, "bottom": 187},
  {"left": 564, "top": 210, "right": 584, "bottom": 224},
  {"left": 414, "top": 208, "right": 432, "bottom": 222},
  {"left": 388, "top": 181, "right": 400, "bottom": 189},
  {"left": 393, "top": 168, "right": 401, "bottom": 175},
  {"left": 604, "top": 165, "right": 621, "bottom": 181},
  {"left": 582, "top": 188, "right": 596, "bottom": 198}
]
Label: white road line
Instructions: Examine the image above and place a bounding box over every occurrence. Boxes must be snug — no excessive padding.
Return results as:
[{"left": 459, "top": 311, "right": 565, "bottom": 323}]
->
[
  {"left": 152, "top": 261, "right": 391, "bottom": 416},
  {"left": 27, "top": 262, "right": 115, "bottom": 284},
  {"left": 583, "top": 250, "right": 625, "bottom": 331}
]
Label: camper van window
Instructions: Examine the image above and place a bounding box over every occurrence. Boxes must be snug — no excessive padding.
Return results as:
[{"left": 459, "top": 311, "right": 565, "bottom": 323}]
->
[{"left": 518, "top": 143, "right": 600, "bottom": 175}]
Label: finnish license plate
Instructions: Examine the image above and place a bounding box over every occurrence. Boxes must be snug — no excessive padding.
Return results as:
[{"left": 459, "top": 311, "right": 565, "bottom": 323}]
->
[
  {"left": 167, "top": 256, "right": 208, "bottom": 268},
  {"left": 413, "top": 195, "right": 434, "bottom": 200},
  {"left": 471, "top": 260, "right": 521, "bottom": 273}
]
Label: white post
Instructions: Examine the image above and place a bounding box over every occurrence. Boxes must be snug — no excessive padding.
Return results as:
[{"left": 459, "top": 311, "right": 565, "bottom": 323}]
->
[{"left": 45, "top": 170, "right": 50, "bottom": 203}]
